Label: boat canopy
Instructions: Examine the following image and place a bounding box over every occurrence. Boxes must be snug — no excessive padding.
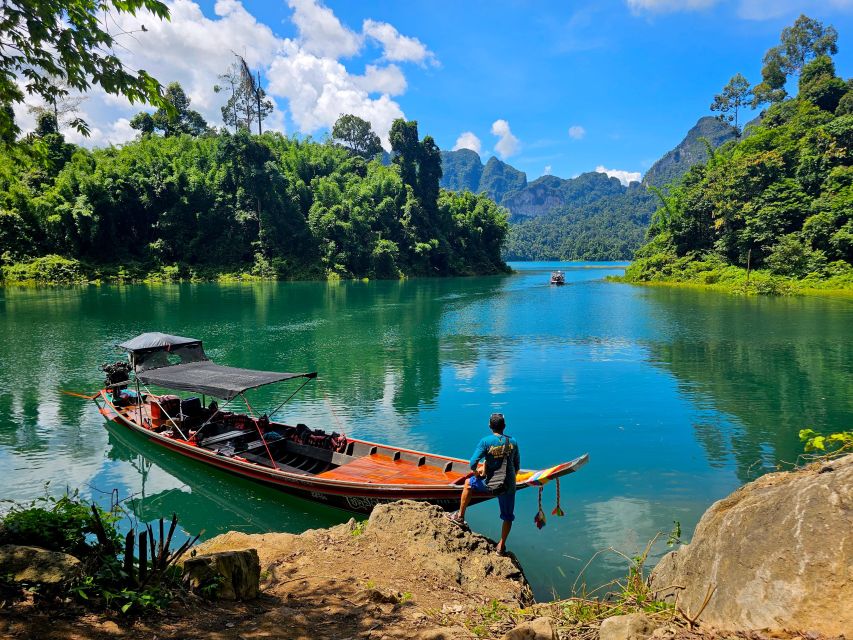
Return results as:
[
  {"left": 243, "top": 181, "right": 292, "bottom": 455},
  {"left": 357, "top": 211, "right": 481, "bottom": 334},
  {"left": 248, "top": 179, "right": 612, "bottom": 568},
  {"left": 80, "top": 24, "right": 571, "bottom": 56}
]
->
[
  {"left": 119, "top": 332, "right": 209, "bottom": 372},
  {"left": 118, "top": 332, "right": 202, "bottom": 353},
  {"left": 118, "top": 332, "right": 317, "bottom": 399},
  {"left": 136, "top": 360, "right": 317, "bottom": 401}
]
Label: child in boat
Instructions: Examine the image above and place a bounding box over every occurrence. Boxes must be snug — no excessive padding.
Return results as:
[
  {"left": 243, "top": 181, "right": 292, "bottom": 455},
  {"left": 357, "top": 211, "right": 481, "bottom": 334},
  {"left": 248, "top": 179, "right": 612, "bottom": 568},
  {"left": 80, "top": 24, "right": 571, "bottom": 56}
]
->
[{"left": 448, "top": 413, "right": 520, "bottom": 555}]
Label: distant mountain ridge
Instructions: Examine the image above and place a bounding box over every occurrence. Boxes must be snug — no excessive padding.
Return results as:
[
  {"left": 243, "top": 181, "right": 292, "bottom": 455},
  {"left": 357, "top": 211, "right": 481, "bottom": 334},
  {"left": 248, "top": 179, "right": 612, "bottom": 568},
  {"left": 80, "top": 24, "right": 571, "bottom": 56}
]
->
[
  {"left": 440, "top": 116, "right": 739, "bottom": 260},
  {"left": 440, "top": 150, "right": 527, "bottom": 205},
  {"left": 642, "top": 116, "right": 738, "bottom": 188}
]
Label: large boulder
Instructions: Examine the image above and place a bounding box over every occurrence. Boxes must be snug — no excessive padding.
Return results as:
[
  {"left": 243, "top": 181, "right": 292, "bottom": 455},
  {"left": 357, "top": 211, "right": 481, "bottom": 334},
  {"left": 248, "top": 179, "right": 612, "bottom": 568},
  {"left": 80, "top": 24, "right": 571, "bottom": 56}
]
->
[
  {"left": 183, "top": 548, "right": 260, "bottom": 600},
  {"left": 0, "top": 545, "right": 81, "bottom": 585},
  {"left": 650, "top": 454, "right": 853, "bottom": 634},
  {"left": 367, "top": 500, "right": 531, "bottom": 599}
]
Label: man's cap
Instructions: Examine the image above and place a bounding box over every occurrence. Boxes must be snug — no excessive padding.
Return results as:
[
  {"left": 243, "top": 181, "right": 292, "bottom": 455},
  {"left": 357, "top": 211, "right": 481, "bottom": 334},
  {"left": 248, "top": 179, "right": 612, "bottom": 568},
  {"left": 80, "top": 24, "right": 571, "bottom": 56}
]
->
[{"left": 489, "top": 413, "right": 505, "bottom": 430}]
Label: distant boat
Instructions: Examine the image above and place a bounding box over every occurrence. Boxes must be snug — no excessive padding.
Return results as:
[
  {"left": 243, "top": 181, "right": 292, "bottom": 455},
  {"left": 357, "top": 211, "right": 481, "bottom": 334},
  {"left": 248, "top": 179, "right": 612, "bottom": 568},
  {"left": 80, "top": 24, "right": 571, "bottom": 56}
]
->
[
  {"left": 550, "top": 270, "right": 566, "bottom": 285},
  {"left": 92, "top": 333, "right": 589, "bottom": 514}
]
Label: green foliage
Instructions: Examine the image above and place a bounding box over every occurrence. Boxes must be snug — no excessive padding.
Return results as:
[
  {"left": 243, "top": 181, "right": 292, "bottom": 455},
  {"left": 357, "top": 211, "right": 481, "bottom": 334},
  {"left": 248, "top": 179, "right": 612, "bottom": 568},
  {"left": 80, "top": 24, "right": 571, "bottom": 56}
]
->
[
  {"left": 799, "top": 428, "right": 853, "bottom": 454},
  {"left": 711, "top": 73, "right": 752, "bottom": 130},
  {"left": 753, "top": 14, "right": 839, "bottom": 107},
  {"left": 0, "top": 491, "right": 197, "bottom": 614},
  {"left": 504, "top": 178, "right": 657, "bottom": 261},
  {"left": 0, "top": 489, "right": 119, "bottom": 557},
  {"left": 350, "top": 520, "right": 367, "bottom": 537},
  {"left": 765, "top": 233, "right": 827, "bottom": 277},
  {"left": 0, "top": 124, "right": 507, "bottom": 282},
  {"left": 627, "top": 19, "right": 851, "bottom": 294},
  {"left": 799, "top": 57, "right": 847, "bottom": 112},
  {"left": 131, "top": 82, "right": 208, "bottom": 137},
  {"left": 0, "top": 0, "right": 170, "bottom": 142},
  {"left": 332, "top": 114, "right": 383, "bottom": 159},
  {"left": 666, "top": 521, "right": 682, "bottom": 547},
  {"left": 2, "top": 255, "right": 87, "bottom": 284}
]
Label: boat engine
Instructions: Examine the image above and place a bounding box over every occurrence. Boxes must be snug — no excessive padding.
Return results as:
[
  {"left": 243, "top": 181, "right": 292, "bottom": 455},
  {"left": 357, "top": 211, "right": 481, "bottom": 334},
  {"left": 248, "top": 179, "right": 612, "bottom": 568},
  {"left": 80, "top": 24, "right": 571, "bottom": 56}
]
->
[{"left": 101, "top": 361, "right": 132, "bottom": 391}]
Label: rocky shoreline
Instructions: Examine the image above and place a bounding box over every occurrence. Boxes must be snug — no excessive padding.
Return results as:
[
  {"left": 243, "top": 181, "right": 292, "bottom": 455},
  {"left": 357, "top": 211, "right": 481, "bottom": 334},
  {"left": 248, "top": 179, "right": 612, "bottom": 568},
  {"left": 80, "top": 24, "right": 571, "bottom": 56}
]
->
[{"left": 1, "top": 456, "right": 850, "bottom": 639}]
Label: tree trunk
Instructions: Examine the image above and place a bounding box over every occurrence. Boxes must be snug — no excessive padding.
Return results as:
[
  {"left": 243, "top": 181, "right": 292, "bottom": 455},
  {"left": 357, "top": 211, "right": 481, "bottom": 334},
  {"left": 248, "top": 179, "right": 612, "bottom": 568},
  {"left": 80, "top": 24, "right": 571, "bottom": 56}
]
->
[{"left": 257, "top": 71, "right": 263, "bottom": 136}]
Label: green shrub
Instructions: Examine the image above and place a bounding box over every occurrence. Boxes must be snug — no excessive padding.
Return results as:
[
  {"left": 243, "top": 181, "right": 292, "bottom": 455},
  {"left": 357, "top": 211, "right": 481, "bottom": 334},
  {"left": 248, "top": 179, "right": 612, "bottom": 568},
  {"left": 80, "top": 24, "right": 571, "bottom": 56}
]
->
[
  {"left": 0, "top": 490, "right": 118, "bottom": 557},
  {"left": 0, "top": 491, "right": 196, "bottom": 615},
  {"left": 1, "top": 255, "right": 88, "bottom": 283}
]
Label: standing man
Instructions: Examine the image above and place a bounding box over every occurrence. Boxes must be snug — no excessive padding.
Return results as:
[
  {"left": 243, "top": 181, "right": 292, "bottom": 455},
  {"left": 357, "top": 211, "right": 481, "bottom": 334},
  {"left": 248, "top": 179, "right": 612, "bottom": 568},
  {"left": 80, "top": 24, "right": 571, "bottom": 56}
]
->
[{"left": 448, "top": 413, "right": 520, "bottom": 555}]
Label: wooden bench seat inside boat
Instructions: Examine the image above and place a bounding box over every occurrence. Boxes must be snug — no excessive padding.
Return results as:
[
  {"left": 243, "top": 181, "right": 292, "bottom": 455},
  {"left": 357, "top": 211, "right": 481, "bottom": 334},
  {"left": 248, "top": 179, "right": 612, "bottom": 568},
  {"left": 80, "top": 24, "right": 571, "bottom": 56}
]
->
[
  {"left": 316, "top": 453, "right": 466, "bottom": 485},
  {"left": 199, "top": 430, "right": 246, "bottom": 447},
  {"left": 240, "top": 451, "right": 313, "bottom": 475}
]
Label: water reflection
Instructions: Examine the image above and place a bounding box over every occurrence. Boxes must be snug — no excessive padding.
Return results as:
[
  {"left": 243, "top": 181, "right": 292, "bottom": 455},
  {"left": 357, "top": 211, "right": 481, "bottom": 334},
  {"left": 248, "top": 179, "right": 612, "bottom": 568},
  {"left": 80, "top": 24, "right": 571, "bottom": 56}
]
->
[
  {"left": 639, "top": 288, "right": 853, "bottom": 481},
  {"left": 101, "top": 423, "right": 347, "bottom": 540}
]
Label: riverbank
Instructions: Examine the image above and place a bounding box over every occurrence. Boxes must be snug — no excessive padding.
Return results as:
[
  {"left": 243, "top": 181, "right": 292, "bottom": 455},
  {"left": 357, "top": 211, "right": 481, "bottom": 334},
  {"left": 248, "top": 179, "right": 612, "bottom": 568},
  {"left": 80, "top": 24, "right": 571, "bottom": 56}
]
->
[
  {"left": 0, "top": 255, "right": 511, "bottom": 286},
  {"left": 3, "top": 454, "right": 850, "bottom": 640},
  {"left": 612, "top": 253, "right": 853, "bottom": 297}
]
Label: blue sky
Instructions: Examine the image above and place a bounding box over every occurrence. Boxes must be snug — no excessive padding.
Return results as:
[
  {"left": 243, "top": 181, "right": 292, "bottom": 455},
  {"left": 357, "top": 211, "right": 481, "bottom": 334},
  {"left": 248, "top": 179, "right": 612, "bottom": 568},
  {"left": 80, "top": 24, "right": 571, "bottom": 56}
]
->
[{"left": 17, "top": 0, "right": 853, "bottom": 183}]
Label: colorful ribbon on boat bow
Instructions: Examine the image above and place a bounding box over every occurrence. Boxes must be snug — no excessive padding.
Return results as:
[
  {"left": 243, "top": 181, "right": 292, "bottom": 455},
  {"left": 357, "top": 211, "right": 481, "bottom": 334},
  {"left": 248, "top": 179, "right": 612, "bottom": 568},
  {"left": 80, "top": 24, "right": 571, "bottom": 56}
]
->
[{"left": 516, "top": 464, "right": 562, "bottom": 487}]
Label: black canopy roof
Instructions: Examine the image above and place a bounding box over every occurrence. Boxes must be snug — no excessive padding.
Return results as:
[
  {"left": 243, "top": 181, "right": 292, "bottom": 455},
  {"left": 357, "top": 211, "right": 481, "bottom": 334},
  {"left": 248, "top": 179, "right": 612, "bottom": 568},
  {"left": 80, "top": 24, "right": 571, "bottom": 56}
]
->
[
  {"left": 118, "top": 332, "right": 202, "bottom": 353},
  {"left": 118, "top": 332, "right": 316, "bottom": 400},
  {"left": 137, "top": 360, "right": 317, "bottom": 401}
]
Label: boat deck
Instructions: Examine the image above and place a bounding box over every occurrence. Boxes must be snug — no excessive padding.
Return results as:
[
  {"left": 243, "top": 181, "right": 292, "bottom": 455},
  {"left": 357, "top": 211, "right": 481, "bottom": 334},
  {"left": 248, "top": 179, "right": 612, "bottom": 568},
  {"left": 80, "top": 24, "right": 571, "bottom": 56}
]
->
[
  {"left": 317, "top": 453, "right": 466, "bottom": 485},
  {"left": 115, "top": 400, "right": 469, "bottom": 485}
]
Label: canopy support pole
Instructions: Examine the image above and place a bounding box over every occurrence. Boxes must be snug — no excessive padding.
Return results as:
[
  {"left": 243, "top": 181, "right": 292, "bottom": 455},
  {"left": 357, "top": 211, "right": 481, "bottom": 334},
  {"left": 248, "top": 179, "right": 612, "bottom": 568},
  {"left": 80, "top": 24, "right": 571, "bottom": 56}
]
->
[
  {"left": 192, "top": 397, "right": 238, "bottom": 441},
  {"left": 136, "top": 379, "right": 142, "bottom": 428},
  {"left": 266, "top": 376, "right": 315, "bottom": 419},
  {"left": 252, "top": 416, "right": 276, "bottom": 469},
  {"left": 237, "top": 392, "right": 275, "bottom": 469},
  {"left": 240, "top": 393, "right": 257, "bottom": 418}
]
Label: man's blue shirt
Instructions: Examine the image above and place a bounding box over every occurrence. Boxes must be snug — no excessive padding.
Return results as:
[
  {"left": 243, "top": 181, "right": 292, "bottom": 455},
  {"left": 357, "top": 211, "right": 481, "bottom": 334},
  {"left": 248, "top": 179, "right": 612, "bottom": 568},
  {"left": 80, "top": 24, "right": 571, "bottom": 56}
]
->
[{"left": 469, "top": 433, "right": 521, "bottom": 480}]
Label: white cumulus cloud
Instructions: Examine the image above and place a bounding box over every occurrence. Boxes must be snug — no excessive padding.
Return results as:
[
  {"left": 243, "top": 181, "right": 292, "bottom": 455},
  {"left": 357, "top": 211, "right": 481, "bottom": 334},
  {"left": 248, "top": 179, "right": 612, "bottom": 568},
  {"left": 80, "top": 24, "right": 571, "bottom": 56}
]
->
[
  {"left": 352, "top": 64, "right": 407, "bottom": 96},
  {"left": 267, "top": 44, "right": 404, "bottom": 148},
  {"left": 12, "top": 0, "right": 433, "bottom": 150},
  {"left": 491, "top": 119, "right": 520, "bottom": 159},
  {"left": 363, "top": 19, "right": 437, "bottom": 66},
  {"left": 452, "top": 132, "right": 482, "bottom": 154},
  {"left": 596, "top": 165, "right": 641, "bottom": 186},
  {"left": 568, "top": 125, "right": 586, "bottom": 140},
  {"left": 16, "top": 0, "right": 288, "bottom": 146},
  {"left": 287, "top": 0, "right": 361, "bottom": 58},
  {"left": 544, "top": 165, "right": 553, "bottom": 175}
]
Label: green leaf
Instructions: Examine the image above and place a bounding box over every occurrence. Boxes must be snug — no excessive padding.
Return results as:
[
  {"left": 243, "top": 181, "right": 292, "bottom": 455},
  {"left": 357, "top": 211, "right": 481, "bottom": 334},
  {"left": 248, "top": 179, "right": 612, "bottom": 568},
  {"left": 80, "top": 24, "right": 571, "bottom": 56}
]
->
[{"left": 799, "top": 428, "right": 817, "bottom": 441}]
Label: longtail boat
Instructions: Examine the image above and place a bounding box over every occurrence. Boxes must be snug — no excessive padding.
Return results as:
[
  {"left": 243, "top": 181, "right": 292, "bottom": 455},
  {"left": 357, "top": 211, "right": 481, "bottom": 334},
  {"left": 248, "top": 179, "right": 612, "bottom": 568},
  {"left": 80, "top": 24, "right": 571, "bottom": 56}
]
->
[{"left": 93, "top": 333, "right": 588, "bottom": 515}]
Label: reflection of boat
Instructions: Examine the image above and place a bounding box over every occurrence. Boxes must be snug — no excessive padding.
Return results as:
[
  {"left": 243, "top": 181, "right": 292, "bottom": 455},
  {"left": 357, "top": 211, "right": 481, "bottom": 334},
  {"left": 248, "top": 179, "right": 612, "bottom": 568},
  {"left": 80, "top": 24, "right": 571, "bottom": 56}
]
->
[
  {"left": 95, "top": 333, "right": 588, "bottom": 515},
  {"left": 104, "top": 421, "right": 345, "bottom": 533},
  {"left": 550, "top": 271, "right": 566, "bottom": 286}
]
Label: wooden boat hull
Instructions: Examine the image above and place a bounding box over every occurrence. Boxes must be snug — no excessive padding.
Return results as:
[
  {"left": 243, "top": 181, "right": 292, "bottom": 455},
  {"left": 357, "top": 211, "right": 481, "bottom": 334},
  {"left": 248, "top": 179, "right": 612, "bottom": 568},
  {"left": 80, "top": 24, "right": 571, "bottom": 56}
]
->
[{"left": 96, "top": 391, "right": 588, "bottom": 515}]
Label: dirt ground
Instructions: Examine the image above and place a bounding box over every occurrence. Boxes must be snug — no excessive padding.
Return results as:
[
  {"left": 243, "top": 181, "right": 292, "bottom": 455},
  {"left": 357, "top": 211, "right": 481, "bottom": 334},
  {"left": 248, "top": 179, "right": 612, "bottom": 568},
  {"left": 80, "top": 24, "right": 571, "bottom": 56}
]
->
[
  {"left": 0, "top": 501, "right": 529, "bottom": 640},
  {"left": 1, "top": 501, "right": 846, "bottom": 640}
]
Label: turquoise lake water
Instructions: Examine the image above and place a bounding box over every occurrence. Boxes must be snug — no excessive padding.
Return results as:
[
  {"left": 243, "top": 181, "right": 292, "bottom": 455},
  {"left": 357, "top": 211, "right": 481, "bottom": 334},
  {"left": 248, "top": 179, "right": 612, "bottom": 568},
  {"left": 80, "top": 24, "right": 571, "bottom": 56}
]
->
[{"left": 1, "top": 262, "right": 851, "bottom": 599}]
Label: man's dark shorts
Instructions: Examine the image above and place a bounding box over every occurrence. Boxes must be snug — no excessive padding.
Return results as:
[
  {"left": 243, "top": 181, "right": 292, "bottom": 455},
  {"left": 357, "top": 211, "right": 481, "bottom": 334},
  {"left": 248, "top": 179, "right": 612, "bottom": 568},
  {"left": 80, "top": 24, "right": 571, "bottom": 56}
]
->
[{"left": 469, "top": 475, "right": 515, "bottom": 522}]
